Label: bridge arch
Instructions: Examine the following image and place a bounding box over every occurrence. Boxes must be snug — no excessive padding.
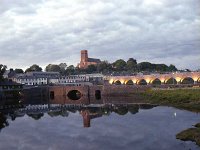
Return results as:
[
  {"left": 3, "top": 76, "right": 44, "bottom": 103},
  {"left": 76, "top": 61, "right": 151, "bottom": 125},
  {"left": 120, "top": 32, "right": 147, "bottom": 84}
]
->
[
  {"left": 180, "top": 77, "right": 194, "bottom": 84},
  {"left": 67, "top": 90, "right": 82, "bottom": 100},
  {"left": 109, "top": 79, "right": 114, "bottom": 84},
  {"left": 192, "top": 76, "right": 200, "bottom": 83},
  {"left": 114, "top": 80, "right": 122, "bottom": 85},
  {"left": 125, "top": 80, "right": 134, "bottom": 85},
  {"left": 150, "top": 78, "right": 161, "bottom": 85},
  {"left": 136, "top": 79, "right": 147, "bottom": 85},
  {"left": 198, "top": 78, "right": 200, "bottom": 83},
  {"left": 165, "top": 78, "right": 177, "bottom": 84}
]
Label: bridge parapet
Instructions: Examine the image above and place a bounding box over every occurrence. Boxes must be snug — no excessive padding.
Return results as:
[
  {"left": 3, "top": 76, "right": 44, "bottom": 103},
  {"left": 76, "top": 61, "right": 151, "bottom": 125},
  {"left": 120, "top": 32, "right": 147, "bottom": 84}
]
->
[{"left": 107, "top": 72, "right": 200, "bottom": 85}]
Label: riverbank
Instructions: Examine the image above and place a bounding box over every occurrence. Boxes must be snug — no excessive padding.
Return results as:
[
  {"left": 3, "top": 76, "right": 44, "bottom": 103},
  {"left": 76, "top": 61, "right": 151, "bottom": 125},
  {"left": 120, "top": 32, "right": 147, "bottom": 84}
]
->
[
  {"left": 139, "top": 88, "right": 200, "bottom": 147},
  {"left": 176, "top": 123, "right": 200, "bottom": 146},
  {"left": 140, "top": 88, "right": 200, "bottom": 112}
]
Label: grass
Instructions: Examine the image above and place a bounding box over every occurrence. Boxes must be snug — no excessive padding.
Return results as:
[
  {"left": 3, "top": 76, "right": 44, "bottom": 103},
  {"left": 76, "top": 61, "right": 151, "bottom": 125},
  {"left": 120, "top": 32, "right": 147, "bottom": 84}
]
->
[{"left": 140, "top": 88, "right": 200, "bottom": 112}]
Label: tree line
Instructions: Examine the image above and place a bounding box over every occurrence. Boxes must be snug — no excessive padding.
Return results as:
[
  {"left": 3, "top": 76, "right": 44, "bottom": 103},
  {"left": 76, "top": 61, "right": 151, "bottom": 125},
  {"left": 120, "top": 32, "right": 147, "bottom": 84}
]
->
[
  {"left": 0, "top": 64, "right": 7, "bottom": 81},
  {"left": 0, "top": 58, "right": 179, "bottom": 78}
]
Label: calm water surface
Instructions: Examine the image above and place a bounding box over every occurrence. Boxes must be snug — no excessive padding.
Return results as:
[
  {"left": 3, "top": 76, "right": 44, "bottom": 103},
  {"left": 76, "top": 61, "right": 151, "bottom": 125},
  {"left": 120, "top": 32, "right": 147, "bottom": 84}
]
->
[{"left": 0, "top": 104, "right": 199, "bottom": 150}]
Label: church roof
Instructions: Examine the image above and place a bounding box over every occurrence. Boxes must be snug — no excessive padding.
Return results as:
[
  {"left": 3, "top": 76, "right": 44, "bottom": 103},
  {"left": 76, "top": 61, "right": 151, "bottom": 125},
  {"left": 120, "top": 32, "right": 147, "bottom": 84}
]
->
[{"left": 88, "top": 58, "right": 101, "bottom": 63}]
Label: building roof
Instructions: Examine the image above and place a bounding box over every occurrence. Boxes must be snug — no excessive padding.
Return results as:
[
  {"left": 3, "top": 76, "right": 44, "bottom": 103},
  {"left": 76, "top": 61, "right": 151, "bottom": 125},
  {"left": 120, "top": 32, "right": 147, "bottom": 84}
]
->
[
  {"left": 3, "top": 70, "right": 10, "bottom": 76},
  {"left": 16, "top": 76, "right": 47, "bottom": 79},
  {"left": 84, "top": 73, "right": 104, "bottom": 77},
  {"left": 0, "top": 80, "right": 22, "bottom": 86},
  {"left": 3, "top": 70, "right": 16, "bottom": 78},
  {"left": 88, "top": 58, "right": 101, "bottom": 63},
  {"left": 26, "top": 71, "right": 60, "bottom": 75},
  {"left": 25, "top": 71, "right": 60, "bottom": 78}
]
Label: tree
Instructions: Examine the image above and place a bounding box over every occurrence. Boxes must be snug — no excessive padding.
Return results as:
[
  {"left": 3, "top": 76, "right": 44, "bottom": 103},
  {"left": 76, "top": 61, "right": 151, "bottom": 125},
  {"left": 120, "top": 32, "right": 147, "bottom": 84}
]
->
[
  {"left": 126, "top": 58, "right": 137, "bottom": 71},
  {"left": 155, "top": 64, "right": 169, "bottom": 72},
  {"left": 45, "top": 64, "right": 61, "bottom": 72},
  {"left": 14, "top": 68, "right": 24, "bottom": 74},
  {"left": 98, "top": 61, "right": 112, "bottom": 73},
  {"left": 0, "top": 64, "right": 7, "bottom": 81},
  {"left": 113, "top": 59, "right": 126, "bottom": 71},
  {"left": 25, "top": 64, "right": 42, "bottom": 72},
  {"left": 59, "top": 63, "right": 67, "bottom": 70},
  {"left": 137, "top": 62, "right": 152, "bottom": 71},
  {"left": 136, "top": 62, "right": 178, "bottom": 72},
  {"left": 59, "top": 63, "right": 67, "bottom": 75},
  {"left": 168, "top": 64, "right": 178, "bottom": 72},
  {"left": 66, "top": 65, "right": 75, "bottom": 75},
  {"left": 86, "top": 65, "right": 97, "bottom": 73}
]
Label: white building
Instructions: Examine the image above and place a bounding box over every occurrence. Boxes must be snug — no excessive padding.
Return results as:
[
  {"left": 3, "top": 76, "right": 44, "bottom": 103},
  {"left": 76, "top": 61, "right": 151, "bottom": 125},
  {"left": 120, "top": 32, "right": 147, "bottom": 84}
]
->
[
  {"left": 48, "top": 75, "right": 91, "bottom": 86},
  {"left": 13, "top": 72, "right": 103, "bottom": 86},
  {"left": 13, "top": 76, "right": 48, "bottom": 85},
  {"left": 59, "top": 75, "right": 89, "bottom": 83},
  {"left": 13, "top": 71, "right": 60, "bottom": 85}
]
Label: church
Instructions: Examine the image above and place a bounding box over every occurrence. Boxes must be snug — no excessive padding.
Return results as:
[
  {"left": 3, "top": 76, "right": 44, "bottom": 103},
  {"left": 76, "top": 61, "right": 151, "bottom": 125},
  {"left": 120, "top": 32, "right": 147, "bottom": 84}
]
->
[{"left": 78, "top": 50, "right": 101, "bottom": 69}]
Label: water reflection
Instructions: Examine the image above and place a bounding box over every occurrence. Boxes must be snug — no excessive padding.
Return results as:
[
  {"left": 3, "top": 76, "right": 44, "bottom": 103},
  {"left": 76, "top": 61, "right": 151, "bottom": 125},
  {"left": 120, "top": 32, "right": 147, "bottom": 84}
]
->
[
  {"left": 0, "top": 101, "right": 199, "bottom": 149},
  {"left": 0, "top": 103, "right": 156, "bottom": 129},
  {"left": 0, "top": 90, "right": 157, "bottom": 129},
  {"left": 0, "top": 91, "right": 199, "bottom": 150}
]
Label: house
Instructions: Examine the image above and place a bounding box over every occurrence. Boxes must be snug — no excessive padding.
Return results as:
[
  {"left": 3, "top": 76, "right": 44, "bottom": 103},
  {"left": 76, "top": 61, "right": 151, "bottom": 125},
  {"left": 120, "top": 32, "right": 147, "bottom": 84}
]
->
[
  {"left": 0, "top": 81, "right": 23, "bottom": 91},
  {"left": 0, "top": 81, "right": 23, "bottom": 100},
  {"left": 13, "top": 71, "right": 60, "bottom": 85},
  {"left": 12, "top": 71, "right": 103, "bottom": 86},
  {"left": 3, "top": 69, "right": 16, "bottom": 80},
  {"left": 13, "top": 76, "right": 48, "bottom": 86},
  {"left": 49, "top": 75, "right": 92, "bottom": 86}
]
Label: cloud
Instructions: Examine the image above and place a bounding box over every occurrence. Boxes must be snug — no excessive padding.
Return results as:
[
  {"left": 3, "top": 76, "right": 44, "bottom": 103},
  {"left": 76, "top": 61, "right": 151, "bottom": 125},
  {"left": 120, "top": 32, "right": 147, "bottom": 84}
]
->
[{"left": 0, "top": 0, "right": 199, "bottom": 70}]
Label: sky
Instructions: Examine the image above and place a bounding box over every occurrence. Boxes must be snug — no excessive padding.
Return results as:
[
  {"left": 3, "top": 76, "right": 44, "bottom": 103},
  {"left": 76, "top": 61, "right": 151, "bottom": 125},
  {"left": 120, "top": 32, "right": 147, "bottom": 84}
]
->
[{"left": 0, "top": 0, "right": 199, "bottom": 70}]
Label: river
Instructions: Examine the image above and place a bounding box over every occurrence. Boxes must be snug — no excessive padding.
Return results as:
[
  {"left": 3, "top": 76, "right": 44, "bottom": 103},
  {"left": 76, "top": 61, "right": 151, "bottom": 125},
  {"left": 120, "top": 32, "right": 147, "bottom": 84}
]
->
[{"left": 0, "top": 103, "right": 199, "bottom": 150}]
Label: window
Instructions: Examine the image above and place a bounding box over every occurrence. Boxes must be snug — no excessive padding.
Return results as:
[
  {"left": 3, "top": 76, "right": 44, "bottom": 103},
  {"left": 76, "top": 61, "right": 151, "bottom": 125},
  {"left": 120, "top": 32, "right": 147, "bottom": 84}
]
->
[{"left": 50, "top": 91, "right": 55, "bottom": 99}]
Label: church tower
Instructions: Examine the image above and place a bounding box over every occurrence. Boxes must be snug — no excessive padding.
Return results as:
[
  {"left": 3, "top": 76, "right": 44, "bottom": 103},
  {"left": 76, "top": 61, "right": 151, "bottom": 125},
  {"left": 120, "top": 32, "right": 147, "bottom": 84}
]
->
[
  {"left": 78, "top": 49, "right": 101, "bottom": 69},
  {"left": 81, "top": 50, "right": 88, "bottom": 62}
]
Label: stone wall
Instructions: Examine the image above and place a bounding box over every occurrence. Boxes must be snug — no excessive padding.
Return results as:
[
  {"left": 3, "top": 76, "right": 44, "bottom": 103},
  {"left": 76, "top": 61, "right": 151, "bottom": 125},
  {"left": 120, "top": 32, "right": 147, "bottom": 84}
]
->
[
  {"left": 22, "top": 87, "right": 49, "bottom": 104},
  {"left": 101, "top": 85, "right": 150, "bottom": 96},
  {"left": 101, "top": 85, "right": 150, "bottom": 104},
  {"left": 22, "top": 85, "right": 151, "bottom": 105}
]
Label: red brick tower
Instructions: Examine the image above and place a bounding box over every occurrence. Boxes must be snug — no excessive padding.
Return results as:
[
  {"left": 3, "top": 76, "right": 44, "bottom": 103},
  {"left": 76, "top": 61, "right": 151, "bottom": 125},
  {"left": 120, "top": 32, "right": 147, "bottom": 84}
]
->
[
  {"left": 81, "top": 50, "right": 88, "bottom": 62},
  {"left": 81, "top": 110, "right": 91, "bottom": 128}
]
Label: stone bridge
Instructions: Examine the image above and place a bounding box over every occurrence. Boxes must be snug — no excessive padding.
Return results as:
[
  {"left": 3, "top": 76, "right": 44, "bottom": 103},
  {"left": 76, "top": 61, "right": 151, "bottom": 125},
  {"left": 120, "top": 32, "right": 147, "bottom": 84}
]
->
[
  {"left": 22, "top": 85, "right": 149, "bottom": 105},
  {"left": 106, "top": 72, "right": 200, "bottom": 85},
  {"left": 48, "top": 86, "right": 147, "bottom": 104}
]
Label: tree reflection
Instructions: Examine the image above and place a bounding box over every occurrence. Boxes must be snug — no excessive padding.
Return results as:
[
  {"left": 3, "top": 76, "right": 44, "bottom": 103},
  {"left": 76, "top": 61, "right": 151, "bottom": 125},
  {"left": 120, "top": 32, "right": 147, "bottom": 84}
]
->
[
  {"left": 114, "top": 106, "right": 129, "bottom": 115},
  {"left": 139, "top": 104, "right": 156, "bottom": 109},
  {"left": 128, "top": 105, "right": 139, "bottom": 114},
  {"left": 48, "top": 110, "right": 69, "bottom": 117},
  {"left": 0, "top": 103, "right": 156, "bottom": 130},
  {"left": 27, "top": 113, "right": 44, "bottom": 120},
  {"left": 0, "top": 107, "right": 24, "bottom": 132},
  {"left": 0, "top": 113, "right": 9, "bottom": 131}
]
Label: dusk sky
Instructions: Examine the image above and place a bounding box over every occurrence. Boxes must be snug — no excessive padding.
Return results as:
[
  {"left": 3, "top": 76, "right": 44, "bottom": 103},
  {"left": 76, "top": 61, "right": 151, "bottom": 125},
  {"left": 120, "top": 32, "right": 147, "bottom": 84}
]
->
[{"left": 0, "top": 0, "right": 199, "bottom": 70}]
